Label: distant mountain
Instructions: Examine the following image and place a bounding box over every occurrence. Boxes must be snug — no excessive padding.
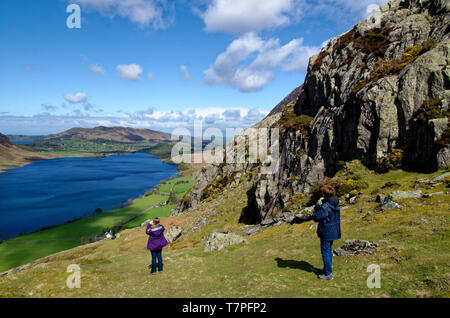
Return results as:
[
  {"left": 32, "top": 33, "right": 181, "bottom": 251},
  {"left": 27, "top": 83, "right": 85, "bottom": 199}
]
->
[
  {"left": 0, "top": 133, "right": 13, "bottom": 147},
  {"left": 266, "top": 84, "right": 303, "bottom": 118},
  {"left": 0, "top": 133, "right": 56, "bottom": 172},
  {"left": 44, "top": 126, "right": 171, "bottom": 143}
]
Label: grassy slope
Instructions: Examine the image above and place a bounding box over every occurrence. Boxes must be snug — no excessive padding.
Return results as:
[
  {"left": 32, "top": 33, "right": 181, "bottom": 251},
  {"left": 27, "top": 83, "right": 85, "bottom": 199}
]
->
[
  {"left": 0, "top": 164, "right": 448, "bottom": 298},
  {"left": 0, "top": 176, "right": 193, "bottom": 273}
]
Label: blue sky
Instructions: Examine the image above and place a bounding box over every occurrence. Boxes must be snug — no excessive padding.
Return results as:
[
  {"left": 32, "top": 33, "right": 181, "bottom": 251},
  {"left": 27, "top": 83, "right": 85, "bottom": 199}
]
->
[{"left": 0, "top": 0, "right": 387, "bottom": 135}]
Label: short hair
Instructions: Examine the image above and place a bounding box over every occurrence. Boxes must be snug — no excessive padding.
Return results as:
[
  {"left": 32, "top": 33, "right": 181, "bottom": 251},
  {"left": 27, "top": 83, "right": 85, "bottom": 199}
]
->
[
  {"left": 153, "top": 217, "right": 160, "bottom": 224},
  {"left": 320, "top": 185, "right": 336, "bottom": 198}
]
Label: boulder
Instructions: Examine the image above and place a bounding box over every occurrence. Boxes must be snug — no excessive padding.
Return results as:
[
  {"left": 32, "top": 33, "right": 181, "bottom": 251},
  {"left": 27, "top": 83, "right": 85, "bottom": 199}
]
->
[
  {"left": 261, "top": 218, "right": 276, "bottom": 226},
  {"left": 241, "top": 225, "right": 268, "bottom": 236},
  {"left": 388, "top": 190, "right": 422, "bottom": 200},
  {"left": 333, "top": 240, "right": 378, "bottom": 256},
  {"left": 203, "top": 231, "right": 249, "bottom": 252},
  {"left": 381, "top": 200, "right": 402, "bottom": 210},
  {"left": 165, "top": 226, "right": 183, "bottom": 243},
  {"left": 432, "top": 172, "right": 450, "bottom": 182}
]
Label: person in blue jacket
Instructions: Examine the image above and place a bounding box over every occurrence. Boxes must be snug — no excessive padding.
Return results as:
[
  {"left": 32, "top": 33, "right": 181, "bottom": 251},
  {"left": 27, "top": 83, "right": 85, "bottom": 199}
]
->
[{"left": 312, "top": 185, "right": 341, "bottom": 280}]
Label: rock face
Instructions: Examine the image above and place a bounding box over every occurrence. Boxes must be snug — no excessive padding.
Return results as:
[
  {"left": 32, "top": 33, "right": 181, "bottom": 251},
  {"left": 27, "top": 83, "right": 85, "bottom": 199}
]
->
[
  {"left": 0, "top": 133, "right": 13, "bottom": 148},
  {"left": 171, "top": 0, "right": 449, "bottom": 224},
  {"left": 203, "top": 231, "right": 249, "bottom": 252},
  {"left": 333, "top": 240, "right": 378, "bottom": 256},
  {"left": 170, "top": 112, "right": 282, "bottom": 217},
  {"left": 388, "top": 190, "right": 422, "bottom": 200},
  {"left": 165, "top": 226, "right": 183, "bottom": 243},
  {"left": 252, "top": 0, "right": 450, "bottom": 221},
  {"left": 266, "top": 85, "right": 303, "bottom": 118}
]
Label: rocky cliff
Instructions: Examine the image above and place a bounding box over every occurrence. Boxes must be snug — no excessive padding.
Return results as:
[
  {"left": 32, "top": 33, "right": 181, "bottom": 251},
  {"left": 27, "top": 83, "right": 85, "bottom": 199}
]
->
[{"left": 171, "top": 0, "right": 449, "bottom": 223}]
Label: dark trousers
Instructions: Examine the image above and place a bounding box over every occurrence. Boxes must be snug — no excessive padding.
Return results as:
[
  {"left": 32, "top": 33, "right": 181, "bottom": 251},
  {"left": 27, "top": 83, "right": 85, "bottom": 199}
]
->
[
  {"left": 320, "top": 239, "right": 334, "bottom": 276},
  {"left": 150, "top": 249, "right": 163, "bottom": 273}
]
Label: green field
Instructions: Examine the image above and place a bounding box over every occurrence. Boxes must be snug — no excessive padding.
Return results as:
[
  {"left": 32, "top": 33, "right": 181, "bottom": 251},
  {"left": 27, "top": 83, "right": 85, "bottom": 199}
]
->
[
  {"left": 30, "top": 138, "right": 167, "bottom": 154},
  {"left": 0, "top": 176, "right": 193, "bottom": 273}
]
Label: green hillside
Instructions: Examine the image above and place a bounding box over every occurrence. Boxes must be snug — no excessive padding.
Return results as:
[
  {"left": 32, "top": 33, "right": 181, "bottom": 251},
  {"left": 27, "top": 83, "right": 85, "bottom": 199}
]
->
[
  {"left": 0, "top": 176, "right": 193, "bottom": 273},
  {"left": 0, "top": 163, "right": 448, "bottom": 298}
]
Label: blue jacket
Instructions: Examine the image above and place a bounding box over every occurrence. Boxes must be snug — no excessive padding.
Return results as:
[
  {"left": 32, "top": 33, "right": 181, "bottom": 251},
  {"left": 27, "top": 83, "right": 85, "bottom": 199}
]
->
[{"left": 312, "top": 196, "right": 341, "bottom": 241}]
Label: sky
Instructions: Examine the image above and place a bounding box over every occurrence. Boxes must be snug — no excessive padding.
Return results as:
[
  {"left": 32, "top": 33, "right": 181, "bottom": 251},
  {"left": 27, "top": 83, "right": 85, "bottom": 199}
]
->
[{"left": 0, "top": 0, "right": 388, "bottom": 136}]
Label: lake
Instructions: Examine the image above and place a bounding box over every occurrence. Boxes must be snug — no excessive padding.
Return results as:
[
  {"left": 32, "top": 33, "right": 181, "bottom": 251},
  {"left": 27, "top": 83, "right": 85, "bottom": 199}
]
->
[
  {"left": 11, "top": 140, "right": 33, "bottom": 144},
  {"left": 0, "top": 153, "right": 178, "bottom": 239}
]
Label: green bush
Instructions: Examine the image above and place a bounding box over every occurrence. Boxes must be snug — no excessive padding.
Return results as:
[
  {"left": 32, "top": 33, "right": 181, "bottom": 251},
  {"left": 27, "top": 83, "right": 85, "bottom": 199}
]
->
[
  {"left": 381, "top": 149, "right": 404, "bottom": 171},
  {"left": 414, "top": 98, "right": 447, "bottom": 123}
]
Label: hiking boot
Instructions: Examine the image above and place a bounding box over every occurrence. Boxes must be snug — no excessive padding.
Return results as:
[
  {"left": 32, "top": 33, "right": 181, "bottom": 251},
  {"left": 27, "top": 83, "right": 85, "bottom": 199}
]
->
[{"left": 318, "top": 274, "right": 334, "bottom": 280}]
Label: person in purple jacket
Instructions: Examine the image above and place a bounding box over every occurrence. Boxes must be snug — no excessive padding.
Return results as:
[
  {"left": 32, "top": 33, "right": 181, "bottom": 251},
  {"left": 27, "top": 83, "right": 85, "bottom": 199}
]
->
[{"left": 145, "top": 217, "right": 168, "bottom": 275}]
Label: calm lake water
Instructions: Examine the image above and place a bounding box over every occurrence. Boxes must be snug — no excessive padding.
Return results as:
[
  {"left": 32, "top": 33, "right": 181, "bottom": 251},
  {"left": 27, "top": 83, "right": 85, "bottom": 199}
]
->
[{"left": 0, "top": 153, "right": 177, "bottom": 239}]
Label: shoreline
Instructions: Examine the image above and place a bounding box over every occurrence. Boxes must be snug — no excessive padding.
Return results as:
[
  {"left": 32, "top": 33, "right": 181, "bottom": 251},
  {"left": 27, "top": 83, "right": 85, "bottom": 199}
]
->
[
  {"left": 0, "top": 149, "right": 185, "bottom": 174},
  {"left": 0, "top": 174, "right": 193, "bottom": 273},
  {"left": 0, "top": 151, "right": 186, "bottom": 239}
]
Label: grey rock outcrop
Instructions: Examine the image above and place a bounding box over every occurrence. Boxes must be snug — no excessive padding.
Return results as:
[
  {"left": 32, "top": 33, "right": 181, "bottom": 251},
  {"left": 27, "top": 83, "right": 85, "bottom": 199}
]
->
[
  {"left": 203, "top": 231, "right": 249, "bottom": 252},
  {"left": 381, "top": 199, "right": 402, "bottom": 210},
  {"left": 171, "top": 0, "right": 449, "bottom": 224},
  {"left": 388, "top": 190, "right": 422, "bottom": 200},
  {"left": 333, "top": 240, "right": 378, "bottom": 256},
  {"left": 165, "top": 226, "right": 183, "bottom": 243},
  {"left": 252, "top": 0, "right": 449, "bottom": 221}
]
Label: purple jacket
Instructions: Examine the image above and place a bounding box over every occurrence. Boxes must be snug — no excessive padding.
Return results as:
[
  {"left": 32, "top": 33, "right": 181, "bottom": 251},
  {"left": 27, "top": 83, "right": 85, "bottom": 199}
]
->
[{"left": 146, "top": 224, "right": 168, "bottom": 251}]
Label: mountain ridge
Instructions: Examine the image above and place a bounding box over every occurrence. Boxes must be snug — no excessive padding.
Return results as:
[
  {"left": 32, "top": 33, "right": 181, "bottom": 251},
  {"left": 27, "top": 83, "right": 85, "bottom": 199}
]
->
[
  {"left": 171, "top": 0, "right": 450, "bottom": 223},
  {"left": 44, "top": 126, "right": 171, "bottom": 143}
]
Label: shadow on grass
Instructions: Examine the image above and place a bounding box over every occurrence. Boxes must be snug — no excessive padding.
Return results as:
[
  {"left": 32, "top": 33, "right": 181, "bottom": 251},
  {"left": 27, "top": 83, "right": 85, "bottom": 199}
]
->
[{"left": 274, "top": 258, "right": 322, "bottom": 275}]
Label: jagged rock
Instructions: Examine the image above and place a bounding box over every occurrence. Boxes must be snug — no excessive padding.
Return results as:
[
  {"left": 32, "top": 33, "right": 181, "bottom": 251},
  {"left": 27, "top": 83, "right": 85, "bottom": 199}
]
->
[
  {"left": 203, "top": 232, "right": 249, "bottom": 252},
  {"left": 261, "top": 218, "right": 276, "bottom": 226},
  {"left": 333, "top": 240, "right": 378, "bottom": 256},
  {"left": 388, "top": 190, "right": 422, "bottom": 200},
  {"left": 274, "top": 211, "right": 297, "bottom": 223},
  {"left": 165, "top": 226, "right": 183, "bottom": 243},
  {"left": 170, "top": 0, "right": 450, "bottom": 223},
  {"left": 415, "top": 178, "right": 432, "bottom": 184},
  {"left": 376, "top": 194, "right": 387, "bottom": 203},
  {"left": 251, "top": 0, "right": 450, "bottom": 220},
  {"left": 241, "top": 225, "right": 269, "bottom": 236},
  {"left": 432, "top": 172, "right": 450, "bottom": 182},
  {"left": 422, "top": 191, "right": 448, "bottom": 198},
  {"left": 381, "top": 200, "right": 402, "bottom": 210}
]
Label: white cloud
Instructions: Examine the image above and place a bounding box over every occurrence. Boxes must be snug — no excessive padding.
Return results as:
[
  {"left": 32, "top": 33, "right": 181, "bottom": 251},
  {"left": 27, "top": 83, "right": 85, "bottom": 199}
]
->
[
  {"left": 42, "top": 103, "right": 57, "bottom": 112},
  {"left": 180, "top": 65, "right": 192, "bottom": 80},
  {"left": 89, "top": 64, "right": 106, "bottom": 76},
  {"left": 116, "top": 64, "right": 144, "bottom": 81},
  {"left": 199, "top": 0, "right": 302, "bottom": 34},
  {"left": 203, "top": 33, "right": 319, "bottom": 92},
  {"left": 0, "top": 107, "right": 270, "bottom": 136},
  {"left": 64, "top": 92, "right": 88, "bottom": 104},
  {"left": 306, "top": 0, "right": 388, "bottom": 22},
  {"left": 74, "top": 0, "right": 173, "bottom": 29}
]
